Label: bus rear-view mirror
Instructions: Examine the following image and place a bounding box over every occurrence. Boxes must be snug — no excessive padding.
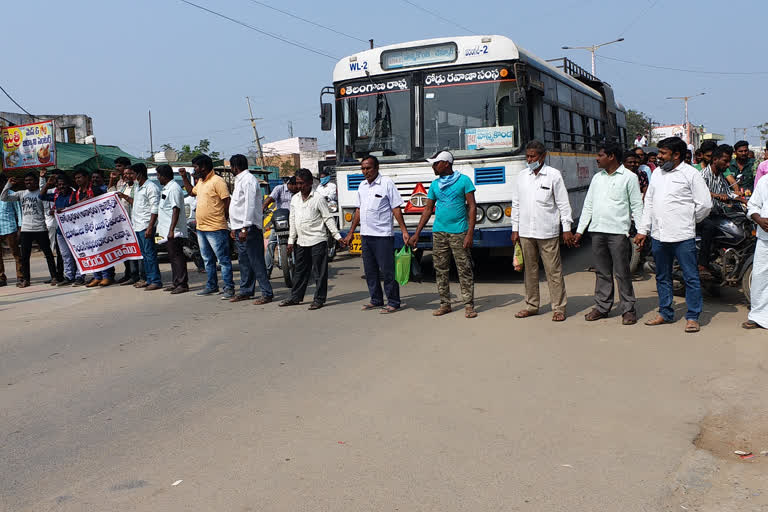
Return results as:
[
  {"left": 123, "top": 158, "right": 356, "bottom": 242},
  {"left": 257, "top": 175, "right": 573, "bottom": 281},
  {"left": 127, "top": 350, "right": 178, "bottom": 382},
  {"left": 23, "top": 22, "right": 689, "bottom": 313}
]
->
[{"left": 320, "top": 103, "right": 333, "bottom": 131}]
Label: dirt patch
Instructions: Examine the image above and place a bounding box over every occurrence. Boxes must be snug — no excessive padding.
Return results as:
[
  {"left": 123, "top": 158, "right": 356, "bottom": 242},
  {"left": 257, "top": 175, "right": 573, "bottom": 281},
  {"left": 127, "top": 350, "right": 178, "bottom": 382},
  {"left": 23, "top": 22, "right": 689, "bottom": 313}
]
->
[{"left": 694, "top": 408, "right": 768, "bottom": 461}]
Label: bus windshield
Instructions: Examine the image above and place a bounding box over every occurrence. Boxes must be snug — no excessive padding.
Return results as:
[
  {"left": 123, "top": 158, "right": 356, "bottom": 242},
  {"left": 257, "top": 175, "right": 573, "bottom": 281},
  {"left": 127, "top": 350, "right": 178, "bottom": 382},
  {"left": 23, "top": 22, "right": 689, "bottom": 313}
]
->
[
  {"left": 423, "top": 66, "right": 521, "bottom": 158},
  {"left": 339, "top": 76, "right": 411, "bottom": 163}
]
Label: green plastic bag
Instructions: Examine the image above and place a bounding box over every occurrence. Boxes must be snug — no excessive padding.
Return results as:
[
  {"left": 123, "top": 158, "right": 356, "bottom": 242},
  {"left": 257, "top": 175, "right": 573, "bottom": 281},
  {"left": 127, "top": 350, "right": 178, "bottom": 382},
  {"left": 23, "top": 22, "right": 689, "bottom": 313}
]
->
[{"left": 395, "top": 246, "right": 412, "bottom": 286}]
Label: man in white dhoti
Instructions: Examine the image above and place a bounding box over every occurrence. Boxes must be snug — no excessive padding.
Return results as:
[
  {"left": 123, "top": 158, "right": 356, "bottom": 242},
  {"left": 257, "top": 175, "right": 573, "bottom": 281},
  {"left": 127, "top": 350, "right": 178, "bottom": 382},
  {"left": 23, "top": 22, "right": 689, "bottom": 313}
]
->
[{"left": 743, "top": 176, "right": 768, "bottom": 329}]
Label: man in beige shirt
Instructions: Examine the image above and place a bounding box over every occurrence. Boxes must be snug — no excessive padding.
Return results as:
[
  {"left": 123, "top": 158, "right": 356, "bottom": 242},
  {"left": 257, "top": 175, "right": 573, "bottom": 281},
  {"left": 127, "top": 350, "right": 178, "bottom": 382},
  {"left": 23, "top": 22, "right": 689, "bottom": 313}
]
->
[{"left": 179, "top": 154, "right": 234, "bottom": 297}]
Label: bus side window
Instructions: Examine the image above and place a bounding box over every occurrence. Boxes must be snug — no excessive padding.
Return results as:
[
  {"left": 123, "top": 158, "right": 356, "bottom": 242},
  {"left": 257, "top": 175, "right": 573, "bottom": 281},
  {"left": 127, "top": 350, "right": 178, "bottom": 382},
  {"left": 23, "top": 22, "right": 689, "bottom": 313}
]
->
[{"left": 558, "top": 108, "right": 571, "bottom": 151}]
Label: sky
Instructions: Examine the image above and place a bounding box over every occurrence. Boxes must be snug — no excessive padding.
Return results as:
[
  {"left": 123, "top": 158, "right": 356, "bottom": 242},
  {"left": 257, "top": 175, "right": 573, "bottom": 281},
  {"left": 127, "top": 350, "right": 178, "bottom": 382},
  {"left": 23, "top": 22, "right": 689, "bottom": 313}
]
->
[{"left": 4, "top": 0, "right": 766, "bottom": 159}]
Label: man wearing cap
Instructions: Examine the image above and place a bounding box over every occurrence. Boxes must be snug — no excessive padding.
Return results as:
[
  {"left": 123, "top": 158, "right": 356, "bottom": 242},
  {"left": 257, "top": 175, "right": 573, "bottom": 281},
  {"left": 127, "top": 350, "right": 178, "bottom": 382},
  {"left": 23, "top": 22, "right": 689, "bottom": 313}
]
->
[
  {"left": 408, "top": 151, "right": 478, "bottom": 318},
  {"left": 510, "top": 140, "right": 574, "bottom": 322}
]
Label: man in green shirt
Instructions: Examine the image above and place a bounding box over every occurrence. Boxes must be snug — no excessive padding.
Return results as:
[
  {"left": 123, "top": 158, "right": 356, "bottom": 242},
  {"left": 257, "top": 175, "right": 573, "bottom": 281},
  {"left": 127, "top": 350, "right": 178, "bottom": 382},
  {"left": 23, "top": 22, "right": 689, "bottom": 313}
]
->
[
  {"left": 574, "top": 142, "right": 644, "bottom": 325},
  {"left": 725, "top": 140, "right": 757, "bottom": 193},
  {"left": 409, "top": 151, "right": 478, "bottom": 318}
]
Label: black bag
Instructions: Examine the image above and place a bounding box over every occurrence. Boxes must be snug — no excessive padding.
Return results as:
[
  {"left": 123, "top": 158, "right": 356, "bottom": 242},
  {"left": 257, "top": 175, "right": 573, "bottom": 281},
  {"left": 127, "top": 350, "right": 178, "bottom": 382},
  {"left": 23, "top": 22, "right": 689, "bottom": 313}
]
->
[{"left": 410, "top": 252, "right": 423, "bottom": 283}]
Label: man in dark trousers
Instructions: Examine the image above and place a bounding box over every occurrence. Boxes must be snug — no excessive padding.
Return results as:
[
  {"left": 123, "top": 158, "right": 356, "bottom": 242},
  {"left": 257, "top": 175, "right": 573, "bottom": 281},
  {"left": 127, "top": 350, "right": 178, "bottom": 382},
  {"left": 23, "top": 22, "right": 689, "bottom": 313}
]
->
[{"left": 343, "top": 156, "right": 409, "bottom": 313}]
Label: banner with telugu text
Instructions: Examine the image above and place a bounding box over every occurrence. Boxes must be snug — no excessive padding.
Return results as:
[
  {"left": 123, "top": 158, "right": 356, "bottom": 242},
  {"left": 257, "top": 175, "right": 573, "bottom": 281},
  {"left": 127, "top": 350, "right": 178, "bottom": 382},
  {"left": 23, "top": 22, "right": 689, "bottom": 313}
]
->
[
  {"left": 2, "top": 120, "right": 56, "bottom": 170},
  {"left": 56, "top": 192, "right": 142, "bottom": 274}
]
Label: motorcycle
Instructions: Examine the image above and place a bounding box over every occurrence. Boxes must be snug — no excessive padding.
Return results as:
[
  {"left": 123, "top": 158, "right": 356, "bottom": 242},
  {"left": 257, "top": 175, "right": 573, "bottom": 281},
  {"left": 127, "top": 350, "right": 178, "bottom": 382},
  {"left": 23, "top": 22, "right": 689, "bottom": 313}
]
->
[{"left": 270, "top": 208, "right": 295, "bottom": 288}]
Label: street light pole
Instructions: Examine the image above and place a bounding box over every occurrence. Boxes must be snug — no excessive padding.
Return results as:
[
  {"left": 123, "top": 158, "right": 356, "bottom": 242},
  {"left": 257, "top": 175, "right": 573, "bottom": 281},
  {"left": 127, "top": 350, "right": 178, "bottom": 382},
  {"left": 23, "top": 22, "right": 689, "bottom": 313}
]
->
[
  {"left": 561, "top": 38, "right": 624, "bottom": 76},
  {"left": 666, "top": 93, "right": 706, "bottom": 145}
]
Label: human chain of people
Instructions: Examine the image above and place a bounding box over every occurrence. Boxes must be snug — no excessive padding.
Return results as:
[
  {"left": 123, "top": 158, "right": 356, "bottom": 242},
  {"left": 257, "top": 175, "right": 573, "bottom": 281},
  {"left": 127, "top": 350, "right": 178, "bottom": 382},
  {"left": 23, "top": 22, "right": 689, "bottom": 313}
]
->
[{"left": 1, "top": 136, "right": 766, "bottom": 333}]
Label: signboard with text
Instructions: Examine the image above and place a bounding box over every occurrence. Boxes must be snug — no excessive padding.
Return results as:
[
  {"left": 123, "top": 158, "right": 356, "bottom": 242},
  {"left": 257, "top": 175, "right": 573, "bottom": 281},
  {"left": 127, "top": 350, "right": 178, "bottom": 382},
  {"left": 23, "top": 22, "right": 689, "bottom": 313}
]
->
[
  {"left": 56, "top": 192, "right": 142, "bottom": 274},
  {"left": 1, "top": 120, "right": 56, "bottom": 170}
]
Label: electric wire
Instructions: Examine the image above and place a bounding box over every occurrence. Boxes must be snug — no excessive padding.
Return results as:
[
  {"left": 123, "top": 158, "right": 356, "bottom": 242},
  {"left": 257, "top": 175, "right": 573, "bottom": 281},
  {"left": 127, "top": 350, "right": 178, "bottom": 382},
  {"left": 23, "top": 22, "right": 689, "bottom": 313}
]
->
[
  {"left": 597, "top": 54, "right": 768, "bottom": 76},
  {"left": 400, "top": 0, "right": 475, "bottom": 34},
  {"left": 179, "top": 0, "right": 338, "bottom": 60},
  {"left": 0, "top": 84, "right": 37, "bottom": 119}
]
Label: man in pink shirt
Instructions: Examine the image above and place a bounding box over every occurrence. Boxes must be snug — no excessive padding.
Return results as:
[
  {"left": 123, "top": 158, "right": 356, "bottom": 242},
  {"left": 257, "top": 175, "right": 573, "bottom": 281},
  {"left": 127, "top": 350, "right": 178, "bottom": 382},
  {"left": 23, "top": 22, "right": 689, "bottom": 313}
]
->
[{"left": 755, "top": 142, "right": 768, "bottom": 189}]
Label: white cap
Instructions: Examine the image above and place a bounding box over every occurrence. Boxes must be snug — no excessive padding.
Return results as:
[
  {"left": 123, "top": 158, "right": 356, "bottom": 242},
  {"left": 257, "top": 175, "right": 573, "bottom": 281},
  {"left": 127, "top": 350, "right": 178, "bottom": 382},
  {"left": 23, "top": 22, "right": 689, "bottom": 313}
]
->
[{"left": 426, "top": 150, "right": 454, "bottom": 164}]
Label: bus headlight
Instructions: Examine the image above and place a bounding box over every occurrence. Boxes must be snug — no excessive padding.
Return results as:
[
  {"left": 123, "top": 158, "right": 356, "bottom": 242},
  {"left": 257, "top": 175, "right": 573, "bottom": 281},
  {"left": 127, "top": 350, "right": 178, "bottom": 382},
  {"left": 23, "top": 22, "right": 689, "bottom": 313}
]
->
[
  {"left": 476, "top": 206, "right": 485, "bottom": 223},
  {"left": 486, "top": 204, "right": 503, "bottom": 222}
]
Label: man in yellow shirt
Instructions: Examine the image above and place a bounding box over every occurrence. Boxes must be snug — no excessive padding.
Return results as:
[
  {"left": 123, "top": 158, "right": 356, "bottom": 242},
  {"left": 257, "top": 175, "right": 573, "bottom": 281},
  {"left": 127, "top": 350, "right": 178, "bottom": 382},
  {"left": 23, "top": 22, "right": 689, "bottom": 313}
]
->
[{"left": 179, "top": 154, "right": 234, "bottom": 297}]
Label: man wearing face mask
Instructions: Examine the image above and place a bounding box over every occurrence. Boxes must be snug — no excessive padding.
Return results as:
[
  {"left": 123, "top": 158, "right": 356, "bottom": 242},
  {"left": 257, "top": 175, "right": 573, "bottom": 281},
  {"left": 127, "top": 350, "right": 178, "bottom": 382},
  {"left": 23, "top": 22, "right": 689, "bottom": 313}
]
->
[
  {"left": 315, "top": 169, "right": 337, "bottom": 202},
  {"left": 635, "top": 137, "right": 712, "bottom": 333},
  {"left": 510, "top": 140, "right": 574, "bottom": 322}
]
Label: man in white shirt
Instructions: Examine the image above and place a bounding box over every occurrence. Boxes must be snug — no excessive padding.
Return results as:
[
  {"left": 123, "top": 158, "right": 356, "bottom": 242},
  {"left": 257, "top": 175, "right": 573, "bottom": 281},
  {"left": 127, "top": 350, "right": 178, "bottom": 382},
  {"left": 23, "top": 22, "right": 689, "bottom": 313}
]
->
[
  {"left": 280, "top": 168, "right": 345, "bottom": 310},
  {"left": 109, "top": 158, "right": 143, "bottom": 285},
  {"left": 635, "top": 136, "right": 712, "bottom": 332},
  {"left": 315, "top": 169, "right": 337, "bottom": 202},
  {"left": 634, "top": 134, "right": 647, "bottom": 148},
  {"left": 742, "top": 175, "right": 768, "bottom": 329},
  {"left": 228, "top": 154, "right": 273, "bottom": 304},
  {"left": 119, "top": 163, "right": 163, "bottom": 291},
  {"left": 510, "top": 140, "right": 574, "bottom": 322},
  {"left": 155, "top": 165, "right": 189, "bottom": 294},
  {"left": 342, "top": 156, "right": 409, "bottom": 313}
]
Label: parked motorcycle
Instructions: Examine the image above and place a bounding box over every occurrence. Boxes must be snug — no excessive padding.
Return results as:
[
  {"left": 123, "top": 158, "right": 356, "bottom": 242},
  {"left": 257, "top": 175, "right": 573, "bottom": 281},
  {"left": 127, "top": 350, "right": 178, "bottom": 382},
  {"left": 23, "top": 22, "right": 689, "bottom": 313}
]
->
[{"left": 270, "top": 208, "right": 295, "bottom": 288}]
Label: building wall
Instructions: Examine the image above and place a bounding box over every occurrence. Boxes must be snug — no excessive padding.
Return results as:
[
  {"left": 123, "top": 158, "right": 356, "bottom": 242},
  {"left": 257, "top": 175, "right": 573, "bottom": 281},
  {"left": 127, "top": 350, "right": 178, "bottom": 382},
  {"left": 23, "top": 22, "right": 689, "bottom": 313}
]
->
[
  {"left": 0, "top": 112, "right": 93, "bottom": 144},
  {"left": 262, "top": 137, "right": 318, "bottom": 155}
]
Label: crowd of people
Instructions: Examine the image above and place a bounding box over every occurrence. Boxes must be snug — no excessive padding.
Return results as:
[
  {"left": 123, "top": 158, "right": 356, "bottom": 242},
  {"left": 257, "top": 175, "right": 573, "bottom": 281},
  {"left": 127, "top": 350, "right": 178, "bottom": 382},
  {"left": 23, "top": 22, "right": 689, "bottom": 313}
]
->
[{"left": 1, "top": 136, "right": 767, "bottom": 331}]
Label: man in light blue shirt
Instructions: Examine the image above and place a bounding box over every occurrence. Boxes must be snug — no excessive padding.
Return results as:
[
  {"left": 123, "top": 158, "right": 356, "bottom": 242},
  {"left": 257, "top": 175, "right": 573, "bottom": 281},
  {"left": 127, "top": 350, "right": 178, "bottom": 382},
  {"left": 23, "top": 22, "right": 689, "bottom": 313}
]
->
[{"left": 574, "top": 142, "right": 643, "bottom": 325}]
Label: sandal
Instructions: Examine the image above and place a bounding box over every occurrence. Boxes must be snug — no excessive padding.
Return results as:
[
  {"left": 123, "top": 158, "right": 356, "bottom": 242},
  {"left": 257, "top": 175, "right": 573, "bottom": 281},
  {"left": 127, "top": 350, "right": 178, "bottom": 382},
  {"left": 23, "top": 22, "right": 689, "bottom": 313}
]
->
[
  {"left": 279, "top": 299, "right": 301, "bottom": 307},
  {"left": 552, "top": 312, "right": 566, "bottom": 322},
  {"left": 432, "top": 304, "right": 452, "bottom": 316},
  {"left": 515, "top": 309, "right": 538, "bottom": 319},
  {"left": 380, "top": 305, "right": 400, "bottom": 314},
  {"left": 742, "top": 320, "right": 764, "bottom": 330},
  {"left": 361, "top": 303, "right": 380, "bottom": 311},
  {"left": 465, "top": 306, "right": 478, "bottom": 319}
]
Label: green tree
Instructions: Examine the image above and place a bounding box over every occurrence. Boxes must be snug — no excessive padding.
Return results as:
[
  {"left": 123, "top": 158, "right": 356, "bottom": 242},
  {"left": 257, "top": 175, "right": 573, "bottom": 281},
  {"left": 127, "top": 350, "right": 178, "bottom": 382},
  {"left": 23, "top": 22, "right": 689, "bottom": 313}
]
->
[
  {"left": 626, "top": 109, "right": 654, "bottom": 143},
  {"left": 160, "top": 139, "right": 220, "bottom": 161}
]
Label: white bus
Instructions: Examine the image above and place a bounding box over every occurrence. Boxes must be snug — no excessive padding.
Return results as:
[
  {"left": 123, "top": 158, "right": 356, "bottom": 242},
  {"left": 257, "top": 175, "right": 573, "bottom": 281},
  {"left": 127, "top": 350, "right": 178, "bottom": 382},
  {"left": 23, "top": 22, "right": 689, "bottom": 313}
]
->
[{"left": 320, "top": 35, "right": 627, "bottom": 255}]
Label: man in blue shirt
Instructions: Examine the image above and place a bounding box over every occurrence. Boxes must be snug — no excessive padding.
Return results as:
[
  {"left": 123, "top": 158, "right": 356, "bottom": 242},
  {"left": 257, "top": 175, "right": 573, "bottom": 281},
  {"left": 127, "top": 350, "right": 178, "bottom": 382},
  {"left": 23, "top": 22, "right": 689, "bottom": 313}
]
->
[
  {"left": 0, "top": 173, "right": 22, "bottom": 287},
  {"left": 409, "top": 151, "right": 478, "bottom": 318}
]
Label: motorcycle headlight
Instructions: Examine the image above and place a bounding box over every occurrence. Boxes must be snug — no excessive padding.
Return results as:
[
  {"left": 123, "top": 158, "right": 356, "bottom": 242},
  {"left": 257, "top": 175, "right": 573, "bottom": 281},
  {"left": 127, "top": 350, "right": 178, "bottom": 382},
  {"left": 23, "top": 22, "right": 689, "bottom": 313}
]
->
[
  {"left": 487, "top": 204, "right": 503, "bottom": 222},
  {"left": 275, "top": 220, "right": 288, "bottom": 229},
  {"left": 476, "top": 206, "right": 485, "bottom": 223}
]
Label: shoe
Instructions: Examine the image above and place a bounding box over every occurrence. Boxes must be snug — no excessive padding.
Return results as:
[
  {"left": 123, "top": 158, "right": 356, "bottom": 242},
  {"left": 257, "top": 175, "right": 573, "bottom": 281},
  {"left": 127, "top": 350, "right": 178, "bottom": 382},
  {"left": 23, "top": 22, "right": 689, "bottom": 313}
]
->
[
  {"left": 18, "top": 280, "right": 30, "bottom": 288},
  {"left": 43, "top": 278, "right": 53, "bottom": 284},
  {"left": 584, "top": 309, "right": 607, "bottom": 321},
  {"left": 279, "top": 299, "right": 301, "bottom": 307},
  {"left": 685, "top": 320, "right": 700, "bottom": 333},
  {"left": 253, "top": 296, "right": 273, "bottom": 305},
  {"left": 645, "top": 315, "right": 672, "bottom": 326},
  {"left": 229, "top": 294, "right": 252, "bottom": 302},
  {"left": 115, "top": 275, "right": 131, "bottom": 284},
  {"left": 144, "top": 283, "right": 162, "bottom": 291},
  {"left": 196, "top": 288, "right": 219, "bottom": 296},
  {"left": 72, "top": 279, "right": 86, "bottom": 287},
  {"left": 0, "top": 281, "right": 6, "bottom": 287},
  {"left": 622, "top": 311, "right": 637, "bottom": 325},
  {"left": 308, "top": 302, "right": 324, "bottom": 310},
  {"left": 163, "top": 285, "right": 176, "bottom": 292},
  {"left": 221, "top": 289, "right": 235, "bottom": 300},
  {"left": 57, "top": 279, "right": 73, "bottom": 287},
  {"left": 98, "top": 279, "right": 113, "bottom": 287},
  {"left": 170, "top": 286, "right": 190, "bottom": 295},
  {"left": 432, "top": 304, "right": 452, "bottom": 316},
  {"left": 49, "top": 278, "right": 61, "bottom": 286},
  {"left": 133, "top": 280, "right": 148, "bottom": 288},
  {"left": 86, "top": 279, "right": 101, "bottom": 288},
  {"left": 120, "top": 279, "right": 138, "bottom": 286}
]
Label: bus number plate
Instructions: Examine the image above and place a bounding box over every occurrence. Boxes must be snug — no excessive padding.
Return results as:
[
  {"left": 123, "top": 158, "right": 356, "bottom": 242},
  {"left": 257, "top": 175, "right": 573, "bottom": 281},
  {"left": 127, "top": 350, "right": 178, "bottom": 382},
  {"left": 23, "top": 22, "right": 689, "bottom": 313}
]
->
[{"left": 350, "top": 233, "right": 362, "bottom": 255}]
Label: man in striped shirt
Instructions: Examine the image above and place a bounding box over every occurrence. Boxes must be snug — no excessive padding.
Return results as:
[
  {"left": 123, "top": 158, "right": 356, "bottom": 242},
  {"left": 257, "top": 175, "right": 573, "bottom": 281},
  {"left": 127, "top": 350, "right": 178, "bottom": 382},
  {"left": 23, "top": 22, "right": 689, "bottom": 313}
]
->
[{"left": 698, "top": 144, "right": 747, "bottom": 276}]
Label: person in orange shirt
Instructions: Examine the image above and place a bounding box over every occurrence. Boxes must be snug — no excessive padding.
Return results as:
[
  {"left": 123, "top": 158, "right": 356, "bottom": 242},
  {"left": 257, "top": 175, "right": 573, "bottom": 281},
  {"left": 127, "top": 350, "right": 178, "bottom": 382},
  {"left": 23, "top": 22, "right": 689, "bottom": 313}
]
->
[{"left": 179, "top": 154, "right": 234, "bottom": 298}]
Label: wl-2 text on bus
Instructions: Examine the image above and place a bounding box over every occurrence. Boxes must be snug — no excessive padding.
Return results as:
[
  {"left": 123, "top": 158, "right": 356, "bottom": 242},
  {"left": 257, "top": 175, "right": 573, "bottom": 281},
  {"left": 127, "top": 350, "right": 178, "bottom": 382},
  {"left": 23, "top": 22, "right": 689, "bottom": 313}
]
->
[{"left": 319, "top": 35, "right": 628, "bottom": 256}]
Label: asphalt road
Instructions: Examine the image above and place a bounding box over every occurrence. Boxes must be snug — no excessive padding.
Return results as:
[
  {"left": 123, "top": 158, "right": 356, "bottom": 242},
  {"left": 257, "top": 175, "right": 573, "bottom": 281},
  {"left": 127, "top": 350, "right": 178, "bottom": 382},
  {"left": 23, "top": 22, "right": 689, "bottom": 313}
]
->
[{"left": 1, "top": 245, "right": 766, "bottom": 511}]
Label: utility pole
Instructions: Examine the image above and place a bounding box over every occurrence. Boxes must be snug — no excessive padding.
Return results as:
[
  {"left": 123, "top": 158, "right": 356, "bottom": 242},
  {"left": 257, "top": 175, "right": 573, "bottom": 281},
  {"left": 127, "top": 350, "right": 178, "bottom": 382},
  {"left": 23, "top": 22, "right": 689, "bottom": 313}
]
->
[
  {"left": 666, "top": 93, "right": 705, "bottom": 145},
  {"left": 288, "top": 121, "right": 293, "bottom": 138},
  {"left": 733, "top": 127, "right": 749, "bottom": 143},
  {"left": 245, "top": 96, "right": 266, "bottom": 170},
  {"left": 148, "top": 109, "right": 154, "bottom": 158},
  {"left": 561, "top": 38, "right": 624, "bottom": 76}
]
